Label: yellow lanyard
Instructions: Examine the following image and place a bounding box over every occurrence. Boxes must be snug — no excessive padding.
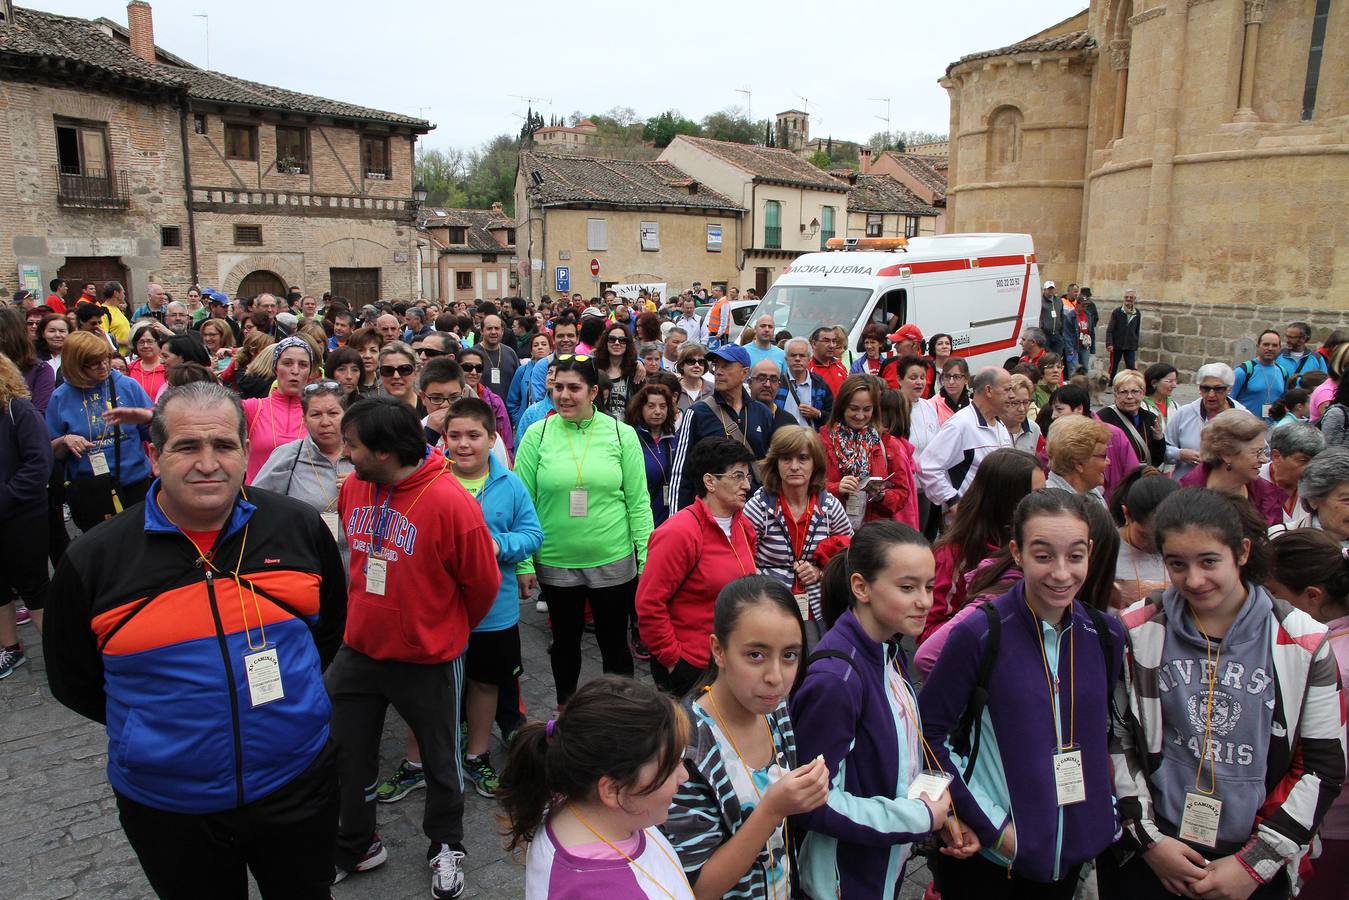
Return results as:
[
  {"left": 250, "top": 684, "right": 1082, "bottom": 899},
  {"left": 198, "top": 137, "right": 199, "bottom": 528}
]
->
[
  {"left": 560, "top": 414, "right": 597, "bottom": 488},
  {"left": 566, "top": 806, "right": 691, "bottom": 900},
  {"left": 367, "top": 458, "right": 449, "bottom": 552},
  {"left": 1190, "top": 613, "right": 1223, "bottom": 795},
  {"left": 169, "top": 514, "right": 268, "bottom": 652},
  {"left": 888, "top": 654, "right": 967, "bottom": 843},
  {"left": 1027, "top": 600, "right": 1076, "bottom": 749},
  {"left": 303, "top": 444, "right": 338, "bottom": 513}
]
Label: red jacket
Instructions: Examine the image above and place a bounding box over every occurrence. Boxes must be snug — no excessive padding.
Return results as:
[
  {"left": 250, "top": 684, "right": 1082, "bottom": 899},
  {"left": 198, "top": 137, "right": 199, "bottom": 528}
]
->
[
  {"left": 820, "top": 426, "right": 917, "bottom": 527},
  {"left": 635, "top": 498, "right": 757, "bottom": 670},
  {"left": 809, "top": 357, "right": 848, "bottom": 397},
  {"left": 338, "top": 448, "right": 500, "bottom": 664}
]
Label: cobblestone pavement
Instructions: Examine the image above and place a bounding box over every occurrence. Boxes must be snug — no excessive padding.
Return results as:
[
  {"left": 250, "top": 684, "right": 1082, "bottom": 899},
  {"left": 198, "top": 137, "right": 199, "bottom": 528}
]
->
[{"left": 5, "top": 597, "right": 932, "bottom": 899}]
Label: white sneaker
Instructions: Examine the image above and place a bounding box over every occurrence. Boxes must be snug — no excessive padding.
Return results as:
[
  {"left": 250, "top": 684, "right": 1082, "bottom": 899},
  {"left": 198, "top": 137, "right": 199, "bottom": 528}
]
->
[{"left": 430, "top": 843, "right": 466, "bottom": 898}]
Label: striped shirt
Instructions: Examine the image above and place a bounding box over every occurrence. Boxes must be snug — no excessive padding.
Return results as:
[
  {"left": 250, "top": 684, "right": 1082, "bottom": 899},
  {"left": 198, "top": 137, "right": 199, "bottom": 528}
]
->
[{"left": 743, "top": 488, "right": 853, "bottom": 622}]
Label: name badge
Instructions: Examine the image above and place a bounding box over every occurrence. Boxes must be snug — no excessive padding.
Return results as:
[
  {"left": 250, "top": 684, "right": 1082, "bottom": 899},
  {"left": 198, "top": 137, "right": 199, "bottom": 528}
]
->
[
  {"left": 89, "top": 449, "right": 110, "bottom": 476},
  {"left": 366, "top": 557, "right": 389, "bottom": 595},
  {"left": 491, "top": 368, "right": 502, "bottom": 385},
  {"left": 661, "top": 482, "right": 670, "bottom": 508},
  {"left": 1179, "top": 791, "right": 1222, "bottom": 848},
  {"left": 1261, "top": 403, "right": 1273, "bottom": 419},
  {"left": 569, "top": 489, "right": 588, "bottom": 517},
  {"left": 1052, "top": 747, "right": 1086, "bottom": 806},
  {"left": 244, "top": 647, "right": 285, "bottom": 707},
  {"left": 907, "top": 769, "right": 953, "bottom": 802},
  {"left": 794, "top": 593, "right": 811, "bottom": 621},
  {"left": 321, "top": 511, "right": 343, "bottom": 542}
]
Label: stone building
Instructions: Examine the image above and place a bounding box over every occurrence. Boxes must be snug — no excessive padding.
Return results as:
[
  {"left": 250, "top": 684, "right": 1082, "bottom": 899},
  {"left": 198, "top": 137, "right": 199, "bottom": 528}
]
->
[
  {"left": 0, "top": 2, "right": 430, "bottom": 305},
  {"left": 514, "top": 151, "right": 742, "bottom": 301},
  {"left": 418, "top": 202, "right": 517, "bottom": 304},
  {"left": 840, "top": 174, "right": 942, "bottom": 241},
  {"left": 942, "top": 2, "right": 1349, "bottom": 370},
  {"left": 659, "top": 135, "right": 850, "bottom": 295},
  {"left": 532, "top": 119, "right": 599, "bottom": 153}
]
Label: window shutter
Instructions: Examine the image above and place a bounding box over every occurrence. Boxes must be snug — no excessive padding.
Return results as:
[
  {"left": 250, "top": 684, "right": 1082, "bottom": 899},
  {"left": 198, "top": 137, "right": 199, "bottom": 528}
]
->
[{"left": 587, "top": 218, "right": 608, "bottom": 251}]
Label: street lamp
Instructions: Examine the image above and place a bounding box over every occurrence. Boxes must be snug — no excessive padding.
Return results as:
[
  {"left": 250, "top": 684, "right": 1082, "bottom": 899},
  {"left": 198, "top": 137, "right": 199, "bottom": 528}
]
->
[
  {"left": 413, "top": 181, "right": 428, "bottom": 205},
  {"left": 807, "top": 217, "right": 820, "bottom": 238}
]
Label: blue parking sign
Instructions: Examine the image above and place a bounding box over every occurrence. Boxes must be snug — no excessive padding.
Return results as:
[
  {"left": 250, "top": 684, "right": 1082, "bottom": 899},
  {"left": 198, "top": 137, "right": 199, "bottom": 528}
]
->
[{"left": 555, "top": 266, "right": 570, "bottom": 293}]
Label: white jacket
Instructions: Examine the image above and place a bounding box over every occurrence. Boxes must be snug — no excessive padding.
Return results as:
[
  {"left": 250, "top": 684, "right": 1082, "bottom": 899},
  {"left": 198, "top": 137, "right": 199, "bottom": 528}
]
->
[{"left": 916, "top": 402, "right": 1011, "bottom": 506}]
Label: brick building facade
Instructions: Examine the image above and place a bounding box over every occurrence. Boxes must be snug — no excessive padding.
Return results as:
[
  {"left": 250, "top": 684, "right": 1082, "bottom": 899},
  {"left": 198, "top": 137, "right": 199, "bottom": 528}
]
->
[{"left": 0, "top": 2, "right": 430, "bottom": 306}]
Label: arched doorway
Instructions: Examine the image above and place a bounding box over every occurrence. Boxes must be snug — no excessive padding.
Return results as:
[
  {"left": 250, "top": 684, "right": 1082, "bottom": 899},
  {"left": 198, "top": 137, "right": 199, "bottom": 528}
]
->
[
  {"left": 236, "top": 270, "right": 287, "bottom": 301},
  {"left": 58, "top": 256, "right": 129, "bottom": 297}
]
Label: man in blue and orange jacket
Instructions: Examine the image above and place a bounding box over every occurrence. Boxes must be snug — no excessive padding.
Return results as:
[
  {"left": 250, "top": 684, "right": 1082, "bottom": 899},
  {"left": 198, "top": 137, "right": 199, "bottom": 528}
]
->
[{"left": 45, "top": 382, "right": 347, "bottom": 900}]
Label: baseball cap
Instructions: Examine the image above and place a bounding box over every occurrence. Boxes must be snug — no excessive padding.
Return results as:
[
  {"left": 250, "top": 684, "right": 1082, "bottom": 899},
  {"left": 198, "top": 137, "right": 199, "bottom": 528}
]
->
[
  {"left": 886, "top": 323, "right": 924, "bottom": 345},
  {"left": 202, "top": 288, "right": 229, "bottom": 305},
  {"left": 708, "top": 344, "right": 751, "bottom": 367},
  {"left": 1043, "top": 280, "right": 1056, "bottom": 290}
]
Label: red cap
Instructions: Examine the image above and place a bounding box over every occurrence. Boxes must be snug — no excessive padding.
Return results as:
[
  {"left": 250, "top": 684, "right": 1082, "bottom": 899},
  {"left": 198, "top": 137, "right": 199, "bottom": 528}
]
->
[{"left": 887, "top": 323, "right": 924, "bottom": 344}]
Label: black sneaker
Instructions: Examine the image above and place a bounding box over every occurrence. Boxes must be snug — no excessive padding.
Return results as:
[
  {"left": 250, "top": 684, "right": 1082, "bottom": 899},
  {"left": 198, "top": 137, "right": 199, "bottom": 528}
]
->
[
  {"left": 0, "top": 646, "right": 26, "bottom": 680},
  {"left": 332, "top": 834, "right": 388, "bottom": 883},
  {"left": 629, "top": 630, "right": 652, "bottom": 661}
]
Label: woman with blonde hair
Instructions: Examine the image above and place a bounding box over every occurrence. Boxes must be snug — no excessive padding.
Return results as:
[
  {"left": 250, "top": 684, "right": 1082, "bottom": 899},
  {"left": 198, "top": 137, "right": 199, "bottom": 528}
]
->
[
  {"left": 46, "top": 331, "right": 154, "bottom": 531},
  {"left": 220, "top": 330, "right": 275, "bottom": 396},
  {"left": 1099, "top": 368, "right": 1166, "bottom": 467},
  {"left": 1002, "top": 372, "right": 1041, "bottom": 453},
  {"left": 0, "top": 352, "right": 52, "bottom": 674},
  {"left": 743, "top": 424, "right": 853, "bottom": 646},
  {"left": 199, "top": 317, "right": 235, "bottom": 374},
  {"left": 1046, "top": 414, "right": 1113, "bottom": 503},
  {"left": 1179, "top": 406, "right": 1284, "bottom": 524}
]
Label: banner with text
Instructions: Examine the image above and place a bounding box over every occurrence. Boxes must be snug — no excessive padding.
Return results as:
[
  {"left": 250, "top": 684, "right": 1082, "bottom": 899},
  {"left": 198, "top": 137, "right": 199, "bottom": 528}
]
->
[{"left": 610, "top": 282, "right": 667, "bottom": 302}]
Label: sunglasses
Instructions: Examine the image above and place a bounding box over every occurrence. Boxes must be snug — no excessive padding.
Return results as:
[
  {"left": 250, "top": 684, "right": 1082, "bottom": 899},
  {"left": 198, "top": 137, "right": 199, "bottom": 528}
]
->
[
  {"left": 303, "top": 380, "right": 341, "bottom": 394},
  {"left": 556, "top": 354, "right": 592, "bottom": 362},
  {"left": 607, "top": 335, "right": 630, "bottom": 344},
  {"left": 1198, "top": 384, "right": 1229, "bottom": 393},
  {"left": 417, "top": 347, "right": 449, "bottom": 358},
  {"left": 460, "top": 362, "right": 484, "bottom": 373},
  {"left": 379, "top": 364, "right": 415, "bottom": 378}
]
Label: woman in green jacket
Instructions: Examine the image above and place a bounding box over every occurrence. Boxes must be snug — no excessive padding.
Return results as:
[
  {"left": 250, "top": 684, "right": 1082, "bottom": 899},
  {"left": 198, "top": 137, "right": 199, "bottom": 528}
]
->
[{"left": 515, "top": 354, "right": 655, "bottom": 706}]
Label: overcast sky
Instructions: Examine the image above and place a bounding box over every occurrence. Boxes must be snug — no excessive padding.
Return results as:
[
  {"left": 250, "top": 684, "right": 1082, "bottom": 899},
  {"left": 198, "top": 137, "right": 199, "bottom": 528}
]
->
[{"left": 35, "top": 0, "right": 1086, "bottom": 151}]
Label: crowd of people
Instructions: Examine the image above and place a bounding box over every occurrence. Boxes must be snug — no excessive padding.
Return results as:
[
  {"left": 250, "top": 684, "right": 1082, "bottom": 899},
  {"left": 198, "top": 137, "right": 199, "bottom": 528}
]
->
[{"left": 0, "top": 277, "right": 1346, "bottom": 900}]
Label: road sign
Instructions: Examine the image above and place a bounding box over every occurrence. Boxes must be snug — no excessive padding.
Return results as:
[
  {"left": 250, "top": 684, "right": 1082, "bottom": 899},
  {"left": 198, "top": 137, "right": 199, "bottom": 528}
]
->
[
  {"left": 555, "top": 266, "right": 570, "bottom": 293},
  {"left": 589, "top": 258, "right": 600, "bottom": 277}
]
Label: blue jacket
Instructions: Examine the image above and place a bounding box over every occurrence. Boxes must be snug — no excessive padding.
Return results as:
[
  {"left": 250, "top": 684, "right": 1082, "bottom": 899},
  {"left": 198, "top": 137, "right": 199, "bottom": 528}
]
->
[
  {"left": 790, "top": 609, "right": 934, "bottom": 899},
  {"left": 1232, "top": 359, "right": 1287, "bottom": 419},
  {"left": 44, "top": 483, "right": 347, "bottom": 814},
  {"left": 464, "top": 455, "right": 543, "bottom": 632},
  {"left": 0, "top": 396, "right": 52, "bottom": 519},
  {"left": 917, "top": 581, "right": 1125, "bottom": 883},
  {"left": 46, "top": 372, "right": 153, "bottom": 484},
  {"left": 506, "top": 358, "right": 538, "bottom": 428},
  {"left": 1277, "top": 350, "right": 1328, "bottom": 382},
  {"left": 636, "top": 425, "right": 676, "bottom": 527},
  {"left": 515, "top": 396, "right": 555, "bottom": 450},
  {"left": 668, "top": 389, "right": 775, "bottom": 511},
  {"left": 775, "top": 374, "right": 833, "bottom": 431}
]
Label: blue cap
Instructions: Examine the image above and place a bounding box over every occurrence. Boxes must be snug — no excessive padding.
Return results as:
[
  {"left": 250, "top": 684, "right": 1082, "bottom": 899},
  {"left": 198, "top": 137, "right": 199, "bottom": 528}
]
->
[
  {"left": 709, "top": 343, "right": 751, "bottom": 367},
  {"left": 201, "top": 288, "right": 230, "bottom": 305}
]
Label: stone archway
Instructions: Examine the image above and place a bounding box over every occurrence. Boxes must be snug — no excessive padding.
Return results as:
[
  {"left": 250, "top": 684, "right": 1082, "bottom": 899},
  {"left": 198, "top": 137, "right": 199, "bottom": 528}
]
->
[{"left": 236, "top": 270, "right": 287, "bottom": 301}]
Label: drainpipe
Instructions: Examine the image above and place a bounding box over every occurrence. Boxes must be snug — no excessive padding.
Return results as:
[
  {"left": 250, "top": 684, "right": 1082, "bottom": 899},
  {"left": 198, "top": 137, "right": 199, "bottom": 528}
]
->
[{"left": 178, "top": 97, "right": 200, "bottom": 286}]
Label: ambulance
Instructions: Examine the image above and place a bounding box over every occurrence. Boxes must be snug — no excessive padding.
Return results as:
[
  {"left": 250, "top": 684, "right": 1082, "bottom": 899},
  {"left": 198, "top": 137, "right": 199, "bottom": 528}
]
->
[{"left": 743, "top": 233, "right": 1041, "bottom": 371}]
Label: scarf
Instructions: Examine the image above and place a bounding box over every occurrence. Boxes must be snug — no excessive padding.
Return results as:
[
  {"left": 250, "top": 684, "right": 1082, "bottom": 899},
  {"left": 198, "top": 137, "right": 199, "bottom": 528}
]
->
[{"left": 833, "top": 425, "right": 880, "bottom": 478}]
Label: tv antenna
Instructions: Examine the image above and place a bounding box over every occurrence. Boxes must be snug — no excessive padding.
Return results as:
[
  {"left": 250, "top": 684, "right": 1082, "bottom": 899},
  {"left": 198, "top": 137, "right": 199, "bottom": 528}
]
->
[
  {"left": 735, "top": 86, "right": 752, "bottom": 121},
  {"left": 193, "top": 13, "right": 210, "bottom": 69},
  {"left": 870, "top": 97, "right": 892, "bottom": 133}
]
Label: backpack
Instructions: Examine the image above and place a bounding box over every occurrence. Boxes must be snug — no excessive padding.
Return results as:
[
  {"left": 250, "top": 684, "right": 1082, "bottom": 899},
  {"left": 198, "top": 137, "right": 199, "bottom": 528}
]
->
[{"left": 946, "top": 602, "right": 1117, "bottom": 781}]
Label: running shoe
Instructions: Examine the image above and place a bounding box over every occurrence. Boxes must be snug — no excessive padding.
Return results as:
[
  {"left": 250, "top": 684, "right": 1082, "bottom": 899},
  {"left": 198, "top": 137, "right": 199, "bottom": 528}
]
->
[
  {"left": 14, "top": 606, "right": 30, "bottom": 626},
  {"left": 0, "top": 646, "right": 26, "bottom": 680},
  {"left": 332, "top": 834, "right": 388, "bottom": 883},
  {"left": 429, "top": 842, "right": 466, "bottom": 899},
  {"left": 464, "top": 753, "right": 500, "bottom": 798},
  {"left": 374, "top": 759, "right": 425, "bottom": 803}
]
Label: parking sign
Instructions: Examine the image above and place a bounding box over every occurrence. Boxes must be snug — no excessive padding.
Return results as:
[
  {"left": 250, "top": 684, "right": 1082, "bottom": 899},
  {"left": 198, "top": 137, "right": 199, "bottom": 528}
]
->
[{"left": 555, "top": 266, "right": 570, "bottom": 293}]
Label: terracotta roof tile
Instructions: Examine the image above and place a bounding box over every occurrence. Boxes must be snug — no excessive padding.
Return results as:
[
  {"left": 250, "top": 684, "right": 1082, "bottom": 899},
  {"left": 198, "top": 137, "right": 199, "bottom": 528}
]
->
[
  {"left": 519, "top": 152, "right": 741, "bottom": 211},
  {"left": 675, "top": 136, "right": 848, "bottom": 192},
  {"left": 846, "top": 175, "right": 942, "bottom": 217},
  {"left": 422, "top": 208, "right": 515, "bottom": 254},
  {"left": 176, "top": 69, "right": 428, "bottom": 128},
  {"left": 948, "top": 29, "right": 1095, "bottom": 73},
  {"left": 879, "top": 152, "right": 949, "bottom": 203}
]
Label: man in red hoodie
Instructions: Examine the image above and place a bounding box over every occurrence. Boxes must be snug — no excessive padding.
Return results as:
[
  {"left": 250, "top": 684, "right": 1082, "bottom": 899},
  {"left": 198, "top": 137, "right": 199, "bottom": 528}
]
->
[{"left": 330, "top": 397, "right": 499, "bottom": 899}]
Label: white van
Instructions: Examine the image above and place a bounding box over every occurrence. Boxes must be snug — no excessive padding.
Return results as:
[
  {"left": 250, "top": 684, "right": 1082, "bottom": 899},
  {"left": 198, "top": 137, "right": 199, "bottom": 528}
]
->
[{"left": 744, "top": 233, "right": 1041, "bottom": 371}]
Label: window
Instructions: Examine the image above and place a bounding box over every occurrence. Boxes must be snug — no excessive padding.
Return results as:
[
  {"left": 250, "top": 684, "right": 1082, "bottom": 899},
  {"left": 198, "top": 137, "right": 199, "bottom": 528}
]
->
[
  {"left": 905, "top": 216, "right": 921, "bottom": 238},
  {"left": 820, "top": 206, "right": 836, "bottom": 249},
  {"left": 275, "top": 126, "right": 308, "bottom": 173},
  {"left": 455, "top": 271, "right": 474, "bottom": 291},
  {"left": 988, "top": 106, "right": 1023, "bottom": 169},
  {"left": 586, "top": 218, "right": 608, "bottom": 251},
  {"left": 1302, "top": 0, "right": 1331, "bottom": 120},
  {"left": 234, "top": 224, "right": 263, "bottom": 246},
  {"left": 506, "top": 228, "right": 517, "bottom": 244},
  {"left": 707, "top": 224, "right": 723, "bottom": 252},
  {"left": 639, "top": 220, "right": 660, "bottom": 252},
  {"left": 160, "top": 226, "right": 182, "bottom": 249},
  {"left": 54, "top": 119, "right": 109, "bottom": 176},
  {"left": 448, "top": 226, "right": 467, "bottom": 245},
  {"left": 763, "top": 200, "right": 781, "bottom": 249},
  {"left": 866, "top": 213, "right": 884, "bottom": 238},
  {"left": 193, "top": 114, "right": 206, "bottom": 135},
  {"left": 362, "top": 135, "right": 390, "bottom": 178},
  {"left": 481, "top": 254, "right": 496, "bottom": 263},
  {"left": 871, "top": 289, "right": 908, "bottom": 329},
  {"left": 224, "top": 124, "right": 257, "bottom": 161}
]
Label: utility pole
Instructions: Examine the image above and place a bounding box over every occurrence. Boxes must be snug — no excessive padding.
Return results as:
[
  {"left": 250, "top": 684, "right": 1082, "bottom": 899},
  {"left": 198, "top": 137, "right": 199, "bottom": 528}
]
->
[
  {"left": 193, "top": 13, "right": 209, "bottom": 69},
  {"left": 736, "top": 86, "right": 752, "bottom": 122},
  {"left": 870, "top": 97, "right": 891, "bottom": 145}
]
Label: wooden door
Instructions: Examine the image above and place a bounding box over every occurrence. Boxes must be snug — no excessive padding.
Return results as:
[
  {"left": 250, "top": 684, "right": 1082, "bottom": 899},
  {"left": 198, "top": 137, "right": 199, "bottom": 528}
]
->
[
  {"left": 330, "top": 267, "right": 380, "bottom": 306},
  {"left": 237, "top": 270, "right": 287, "bottom": 301},
  {"left": 58, "top": 256, "right": 129, "bottom": 296}
]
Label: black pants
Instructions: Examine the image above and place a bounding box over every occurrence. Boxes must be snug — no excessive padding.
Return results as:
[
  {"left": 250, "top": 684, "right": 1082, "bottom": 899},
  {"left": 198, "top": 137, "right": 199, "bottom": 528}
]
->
[
  {"left": 47, "top": 463, "right": 68, "bottom": 567},
  {"left": 931, "top": 852, "right": 1082, "bottom": 900},
  {"left": 116, "top": 742, "right": 338, "bottom": 900},
  {"left": 543, "top": 577, "right": 636, "bottom": 706},
  {"left": 326, "top": 646, "right": 465, "bottom": 870},
  {"left": 650, "top": 657, "right": 703, "bottom": 699},
  {"left": 0, "top": 510, "right": 49, "bottom": 610},
  {"left": 69, "top": 476, "right": 149, "bottom": 534},
  {"left": 1110, "top": 349, "right": 1137, "bottom": 378},
  {"left": 1096, "top": 849, "right": 1290, "bottom": 900}
]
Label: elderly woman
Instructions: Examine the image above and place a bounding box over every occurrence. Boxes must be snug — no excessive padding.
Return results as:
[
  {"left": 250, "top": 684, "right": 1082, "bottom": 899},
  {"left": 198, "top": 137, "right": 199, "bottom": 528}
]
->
[
  {"left": 1164, "top": 361, "right": 1236, "bottom": 480},
  {"left": 376, "top": 340, "right": 419, "bottom": 408},
  {"left": 1098, "top": 368, "right": 1166, "bottom": 467},
  {"left": 46, "top": 331, "right": 154, "bottom": 531},
  {"left": 743, "top": 425, "right": 853, "bottom": 647},
  {"left": 1264, "top": 422, "right": 1325, "bottom": 528},
  {"left": 675, "top": 342, "right": 713, "bottom": 415},
  {"left": 1179, "top": 407, "right": 1284, "bottom": 525},
  {"left": 252, "top": 380, "right": 354, "bottom": 571},
  {"left": 126, "top": 321, "right": 168, "bottom": 399},
  {"left": 1280, "top": 447, "right": 1349, "bottom": 546},
  {"left": 1046, "top": 414, "right": 1112, "bottom": 504},
  {"left": 1002, "top": 372, "right": 1041, "bottom": 453},
  {"left": 242, "top": 336, "right": 314, "bottom": 483}
]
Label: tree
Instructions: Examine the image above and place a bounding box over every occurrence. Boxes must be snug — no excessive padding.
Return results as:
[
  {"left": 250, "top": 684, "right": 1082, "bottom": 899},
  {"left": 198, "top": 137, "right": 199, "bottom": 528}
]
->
[
  {"left": 518, "top": 106, "right": 544, "bottom": 145},
  {"left": 415, "top": 147, "right": 468, "bottom": 207},
  {"left": 463, "top": 134, "right": 519, "bottom": 215},
  {"left": 867, "top": 129, "right": 947, "bottom": 153},
  {"left": 807, "top": 149, "right": 833, "bottom": 170},
  {"left": 701, "top": 108, "right": 762, "bottom": 144},
  {"left": 643, "top": 110, "right": 701, "bottom": 148}
]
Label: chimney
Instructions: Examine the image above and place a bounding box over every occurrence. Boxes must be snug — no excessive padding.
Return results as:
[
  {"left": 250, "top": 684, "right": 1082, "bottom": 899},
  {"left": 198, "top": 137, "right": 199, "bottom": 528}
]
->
[
  {"left": 490, "top": 201, "right": 503, "bottom": 214},
  {"left": 859, "top": 147, "right": 873, "bottom": 175},
  {"left": 127, "top": 1, "right": 156, "bottom": 65}
]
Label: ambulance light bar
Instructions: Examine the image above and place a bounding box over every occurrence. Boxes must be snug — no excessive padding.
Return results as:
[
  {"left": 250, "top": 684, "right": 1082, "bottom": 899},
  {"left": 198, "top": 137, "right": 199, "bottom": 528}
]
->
[{"left": 825, "top": 237, "right": 908, "bottom": 252}]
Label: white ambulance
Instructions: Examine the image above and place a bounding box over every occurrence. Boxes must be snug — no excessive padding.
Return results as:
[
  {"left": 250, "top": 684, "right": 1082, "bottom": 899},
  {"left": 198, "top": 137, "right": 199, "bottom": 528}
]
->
[{"left": 744, "top": 233, "right": 1041, "bottom": 371}]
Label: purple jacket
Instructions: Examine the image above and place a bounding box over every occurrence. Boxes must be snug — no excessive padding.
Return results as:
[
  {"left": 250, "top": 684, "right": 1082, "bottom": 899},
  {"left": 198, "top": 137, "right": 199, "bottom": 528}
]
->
[
  {"left": 0, "top": 397, "right": 53, "bottom": 520},
  {"left": 1179, "top": 463, "right": 1285, "bottom": 526},
  {"left": 23, "top": 362, "right": 54, "bottom": 415},
  {"left": 918, "top": 581, "right": 1125, "bottom": 883}
]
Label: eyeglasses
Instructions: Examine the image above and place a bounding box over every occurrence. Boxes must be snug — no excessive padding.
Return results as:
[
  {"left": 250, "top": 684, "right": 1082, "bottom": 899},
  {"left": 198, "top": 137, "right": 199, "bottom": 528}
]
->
[
  {"left": 1006, "top": 399, "right": 1031, "bottom": 408},
  {"left": 303, "top": 380, "right": 341, "bottom": 394},
  {"left": 1198, "top": 384, "right": 1230, "bottom": 394},
  {"left": 752, "top": 374, "right": 781, "bottom": 384},
  {"left": 942, "top": 373, "right": 968, "bottom": 381},
  {"left": 459, "top": 362, "right": 484, "bottom": 373},
  {"left": 379, "top": 364, "right": 415, "bottom": 378},
  {"left": 711, "top": 471, "right": 752, "bottom": 484},
  {"left": 417, "top": 347, "right": 449, "bottom": 358},
  {"left": 423, "top": 392, "right": 461, "bottom": 405}
]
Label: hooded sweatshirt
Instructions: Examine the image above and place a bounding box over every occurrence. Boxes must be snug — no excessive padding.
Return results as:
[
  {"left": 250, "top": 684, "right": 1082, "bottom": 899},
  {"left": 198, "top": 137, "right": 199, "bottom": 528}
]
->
[
  {"left": 457, "top": 454, "right": 543, "bottom": 633},
  {"left": 243, "top": 390, "right": 305, "bottom": 483},
  {"left": 338, "top": 447, "right": 500, "bottom": 664}
]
